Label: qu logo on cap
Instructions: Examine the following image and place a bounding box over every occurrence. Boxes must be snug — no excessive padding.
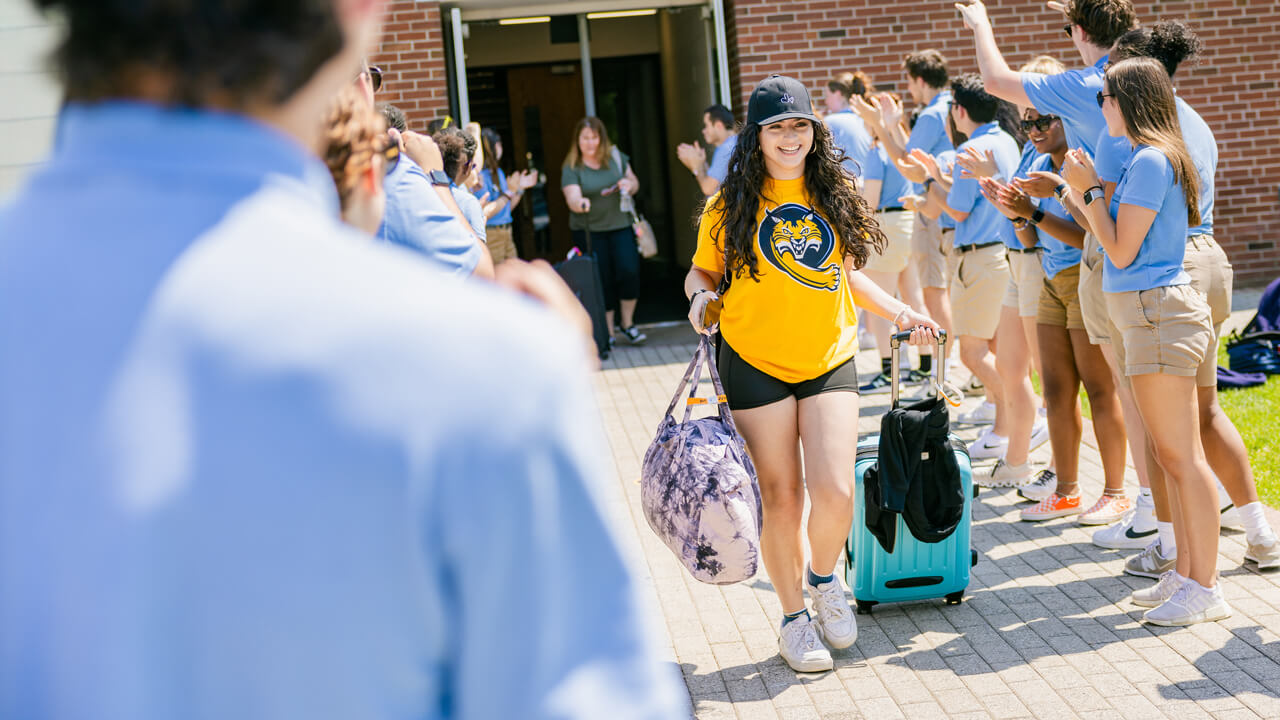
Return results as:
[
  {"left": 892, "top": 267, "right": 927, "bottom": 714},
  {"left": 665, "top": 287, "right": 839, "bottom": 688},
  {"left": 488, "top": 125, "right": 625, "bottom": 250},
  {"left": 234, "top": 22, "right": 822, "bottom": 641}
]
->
[
  {"left": 780, "top": 94, "right": 795, "bottom": 104},
  {"left": 759, "top": 204, "right": 840, "bottom": 291}
]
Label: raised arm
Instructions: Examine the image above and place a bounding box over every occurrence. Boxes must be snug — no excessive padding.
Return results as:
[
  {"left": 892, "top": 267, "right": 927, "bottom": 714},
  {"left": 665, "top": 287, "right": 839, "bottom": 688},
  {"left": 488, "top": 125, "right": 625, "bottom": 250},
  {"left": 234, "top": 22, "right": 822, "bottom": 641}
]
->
[{"left": 956, "top": 0, "right": 1032, "bottom": 107}]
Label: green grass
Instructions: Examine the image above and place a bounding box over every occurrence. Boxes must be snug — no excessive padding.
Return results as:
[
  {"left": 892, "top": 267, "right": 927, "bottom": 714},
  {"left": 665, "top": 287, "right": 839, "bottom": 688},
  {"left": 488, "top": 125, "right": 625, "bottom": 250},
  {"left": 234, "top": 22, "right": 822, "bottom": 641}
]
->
[{"left": 1215, "top": 343, "right": 1280, "bottom": 508}]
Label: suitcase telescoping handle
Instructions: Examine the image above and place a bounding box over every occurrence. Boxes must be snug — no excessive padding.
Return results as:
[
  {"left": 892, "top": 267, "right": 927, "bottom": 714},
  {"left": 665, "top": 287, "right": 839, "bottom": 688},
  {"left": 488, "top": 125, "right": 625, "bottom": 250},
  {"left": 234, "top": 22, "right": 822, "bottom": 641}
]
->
[{"left": 889, "top": 329, "right": 948, "bottom": 410}]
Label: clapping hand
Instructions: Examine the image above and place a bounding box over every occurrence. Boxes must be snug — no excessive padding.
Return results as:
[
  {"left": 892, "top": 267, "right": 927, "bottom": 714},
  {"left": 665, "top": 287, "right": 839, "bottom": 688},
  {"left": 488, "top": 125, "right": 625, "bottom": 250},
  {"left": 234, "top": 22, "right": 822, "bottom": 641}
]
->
[
  {"left": 1061, "top": 148, "right": 1100, "bottom": 194},
  {"left": 911, "top": 148, "right": 944, "bottom": 182},
  {"left": 1013, "top": 171, "right": 1066, "bottom": 198},
  {"left": 980, "top": 177, "right": 1020, "bottom": 220},
  {"left": 895, "top": 152, "right": 931, "bottom": 185},
  {"left": 955, "top": 146, "right": 998, "bottom": 179},
  {"left": 675, "top": 142, "right": 707, "bottom": 174},
  {"left": 851, "top": 93, "right": 884, "bottom": 129},
  {"left": 899, "top": 194, "right": 927, "bottom": 213},
  {"left": 875, "top": 92, "right": 904, "bottom": 130}
]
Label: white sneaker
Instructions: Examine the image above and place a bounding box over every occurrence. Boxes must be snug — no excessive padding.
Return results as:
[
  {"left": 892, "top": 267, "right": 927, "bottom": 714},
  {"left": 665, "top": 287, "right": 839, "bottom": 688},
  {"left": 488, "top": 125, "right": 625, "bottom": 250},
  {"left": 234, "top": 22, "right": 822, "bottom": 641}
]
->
[
  {"left": 806, "top": 568, "right": 857, "bottom": 649},
  {"left": 1093, "top": 493, "right": 1158, "bottom": 549},
  {"left": 1143, "top": 579, "right": 1231, "bottom": 626},
  {"left": 957, "top": 401, "right": 996, "bottom": 425},
  {"left": 968, "top": 429, "right": 1007, "bottom": 460},
  {"left": 1018, "top": 468, "right": 1056, "bottom": 502},
  {"left": 978, "top": 458, "right": 1033, "bottom": 488},
  {"left": 778, "top": 614, "right": 834, "bottom": 672},
  {"left": 1028, "top": 418, "right": 1049, "bottom": 452},
  {"left": 1132, "top": 570, "right": 1186, "bottom": 608}
]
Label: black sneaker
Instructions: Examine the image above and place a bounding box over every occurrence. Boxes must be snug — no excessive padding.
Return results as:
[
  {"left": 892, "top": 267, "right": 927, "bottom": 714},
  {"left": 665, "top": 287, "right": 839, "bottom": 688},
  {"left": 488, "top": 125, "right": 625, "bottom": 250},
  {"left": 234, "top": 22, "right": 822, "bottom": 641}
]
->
[
  {"left": 858, "top": 371, "right": 893, "bottom": 394},
  {"left": 619, "top": 325, "right": 647, "bottom": 345}
]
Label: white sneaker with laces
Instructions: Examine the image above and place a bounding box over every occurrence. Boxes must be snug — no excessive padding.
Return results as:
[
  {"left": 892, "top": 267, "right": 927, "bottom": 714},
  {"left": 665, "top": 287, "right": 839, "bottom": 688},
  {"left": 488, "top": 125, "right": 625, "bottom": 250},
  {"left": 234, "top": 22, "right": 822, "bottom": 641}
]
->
[
  {"left": 1143, "top": 579, "right": 1231, "bottom": 626},
  {"left": 978, "top": 459, "right": 1033, "bottom": 488},
  {"left": 1018, "top": 469, "right": 1056, "bottom": 503},
  {"left": 968, "top": 429, "right": 1007, "bottom": 460},
  {"left": 1132, "top": 570, "right": 1186, "bottom": 608},
  {"left": 806, "top": 568, "right": 857, "bottom": 649},
  {"left": 957, "top": 401, "right": 996, "bottom": 425},
  {"left": 778, "top": 614, "right": 834, "bottom": 672},
  {"left": 1093, "top": 493, "right": 1158, "bottom": 549}
]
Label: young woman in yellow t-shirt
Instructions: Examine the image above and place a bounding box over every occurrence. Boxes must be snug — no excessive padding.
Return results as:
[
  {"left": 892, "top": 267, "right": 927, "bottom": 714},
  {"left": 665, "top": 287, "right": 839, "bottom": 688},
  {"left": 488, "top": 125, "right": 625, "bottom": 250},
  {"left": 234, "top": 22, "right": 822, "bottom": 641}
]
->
[{"left": 685, "top": 75, "right": 940, "bottom": 672}]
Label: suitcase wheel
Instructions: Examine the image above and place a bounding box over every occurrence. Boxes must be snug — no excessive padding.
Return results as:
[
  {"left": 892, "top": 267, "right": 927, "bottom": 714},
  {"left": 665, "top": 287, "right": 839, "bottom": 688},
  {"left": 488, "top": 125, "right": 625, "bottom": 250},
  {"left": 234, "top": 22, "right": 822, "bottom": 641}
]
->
[
  {"left": 971, "top": 549, "right": 979, "bottom": 567},
  {"left": 944, "top": 591, "right": 964, "bottom": 606},
  {"left": 855, "top": 600, "right": 877, "bottom": 615},
  {"left": 972, "top": 484, "right": 980, "bottom": 499}
]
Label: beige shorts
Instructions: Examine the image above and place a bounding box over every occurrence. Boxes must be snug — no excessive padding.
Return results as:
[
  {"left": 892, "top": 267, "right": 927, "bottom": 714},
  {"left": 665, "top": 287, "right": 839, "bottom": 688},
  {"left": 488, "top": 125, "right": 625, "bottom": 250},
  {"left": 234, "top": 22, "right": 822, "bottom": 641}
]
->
[
  {"left": 485, "top": 224, "right": 519, "bottom": 264},
  {"left": 1106, "top": 284, "right": 1213, "bottom": 378},
  {"left": 1183, "top": 234, "right": 1233, "bottom": 387},
  {"left": 1077, "top": 232, "right": 1110, "bottom": 345},
  {"left": 1038, "top": 262, "right": 1085, "bottom": 330},
  {"left": 950, "top": 243, "right": 1010, "bottom": 340},
  {"left": 911, "top": 213, "right": 952, "bottom": 289},
  {"left": 1004, "top": 250, "right": 1046, "bottom": 317},
  {"left": 865, "top": 209, "right": 914, "bottom": 273}
]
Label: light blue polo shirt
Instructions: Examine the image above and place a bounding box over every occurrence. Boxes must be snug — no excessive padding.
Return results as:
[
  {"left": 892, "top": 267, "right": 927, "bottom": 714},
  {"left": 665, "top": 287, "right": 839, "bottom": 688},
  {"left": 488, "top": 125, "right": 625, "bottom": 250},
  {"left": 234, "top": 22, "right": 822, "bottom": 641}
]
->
[
  {"left": 1026, "top": 154, "right": 1082, "bottom": 278},
  {"left": 1021, "top": 55, "right": 1108, "bottom": 156},
  {"left": 1094, "top": 96, "right": 1216, "bottom": 237},
  {"left": 1105, "top": 145, "right": 1192, "bottom": 292},
  {"left": 864, "top": 145, "right": 911, "bottom": 210},
  {"left": 378, "top": 154, "right": 481, "bottom": 275},
  {"left": 477, "top": 167, "right": 514, "bottom": 226},
  {"left": 451, "top": 183, "right": 487, "bottom": 239},
  {"left": 946, "top": 122, "right": 1020, "bottom": 248},
  {"left": 1006, "top": 141, "right": 1044, "bottom": 250},
  {"left": 825, "top": 109, "right": 873, "bottom": 178},
  {"left": 937, "top": 150, "right": 958, "bottom": 230},
  {"left": 905, "top": 90, "right": 954, "bottom": 192},
  {"left": 0, "top": 101, "right": 686, "bottom": 720},
  {"left": 707, "top": 133, "right": 738, "bottom": 186}
]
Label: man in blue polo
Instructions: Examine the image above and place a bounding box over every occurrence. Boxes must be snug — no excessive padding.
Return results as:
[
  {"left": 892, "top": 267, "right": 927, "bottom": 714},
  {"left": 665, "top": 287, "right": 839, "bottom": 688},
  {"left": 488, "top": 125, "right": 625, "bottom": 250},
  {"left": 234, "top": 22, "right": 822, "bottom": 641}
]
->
[
  {"left": 0, "top": 1, "right": 686, "bottom": 718},
  {"left": 676, "top": 103, "right": 738, "bottom": 197},
  {"left": 920, "top": 74, "right": 1020, "bottom": 456},
  {"left": 822, "top": 71, "right": 874, "bottom": 178}
]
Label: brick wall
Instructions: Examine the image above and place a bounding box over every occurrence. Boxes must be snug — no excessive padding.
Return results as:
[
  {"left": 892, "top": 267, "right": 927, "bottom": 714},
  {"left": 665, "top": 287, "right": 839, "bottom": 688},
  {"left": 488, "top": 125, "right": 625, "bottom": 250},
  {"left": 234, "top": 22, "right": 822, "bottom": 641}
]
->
[
  {"left": 726, "top": 0, "right": 1280, "bottom": 285},
  {"left": 371, "top": 0, "right": 451, "bottom": 126}
]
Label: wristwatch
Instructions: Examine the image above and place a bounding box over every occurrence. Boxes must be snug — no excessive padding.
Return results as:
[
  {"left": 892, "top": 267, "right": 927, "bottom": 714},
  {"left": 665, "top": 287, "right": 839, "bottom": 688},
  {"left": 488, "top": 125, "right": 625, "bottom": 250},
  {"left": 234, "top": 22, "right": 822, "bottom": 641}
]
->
[
  {"left": 427, "top": 169, "right": 452, "bottom": 187},
  {"left": 1013, "top": 218, "right": 1029, "bottom": 230},
  {"left": 1028, "top": 208, "right": 1046, "bottom": 226},
  {"left": 1053, "top": 183, "right": 1068, "bottom": 200},
  {"left": 923, "top": 177, "right": 936, "bottom": 192},
  {"left": 1082, "top": 186, "right": 1105, "bottom": 205}
]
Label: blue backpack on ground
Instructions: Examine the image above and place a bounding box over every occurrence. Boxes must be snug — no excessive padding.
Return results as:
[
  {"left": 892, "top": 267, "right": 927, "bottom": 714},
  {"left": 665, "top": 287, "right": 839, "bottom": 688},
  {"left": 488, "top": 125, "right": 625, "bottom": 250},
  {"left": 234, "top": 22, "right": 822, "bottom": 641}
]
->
[
  {"left": 845, "top": 331, "right": 977, "bottom": 613},
  {"left": 1225, "top": 276, "right": 1280, "bottom": 376}
]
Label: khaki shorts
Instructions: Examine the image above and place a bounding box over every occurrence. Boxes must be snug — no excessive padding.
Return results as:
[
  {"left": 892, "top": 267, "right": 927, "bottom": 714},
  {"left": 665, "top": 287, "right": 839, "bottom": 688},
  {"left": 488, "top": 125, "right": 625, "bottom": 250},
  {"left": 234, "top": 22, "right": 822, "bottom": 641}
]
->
[
  {"left": 911, "top": 213, "right": 952, "bottom": 289},
  {"left": 950, "top": 243, "right": 1010, "bottom": 340},
  {"left": 485, "top": 224, "right": 519, "bottom": 264},
  {"left": 1183, "top": 234, "right": 1233, "bottom": 387},
  {"left": 1106, "top": 284, "right": 1213, "bottom": 378},
  {"left": 1037, "top": 262, "right": 1085, "bottom": 330},
  {"left": 1004, "top": 250, "right": 1046, "bottom": 317},
  {"left": 865, "top": 209, "right": 913, "bottom": 273},
  {"left": 1078, "top": 232, "right": 1110, "bottom": 345}
]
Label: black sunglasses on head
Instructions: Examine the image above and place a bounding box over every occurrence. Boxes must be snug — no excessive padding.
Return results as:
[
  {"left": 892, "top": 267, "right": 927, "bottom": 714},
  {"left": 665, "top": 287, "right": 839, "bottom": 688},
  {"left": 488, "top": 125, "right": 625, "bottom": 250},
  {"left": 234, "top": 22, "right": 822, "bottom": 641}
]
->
[
  {"left": 1020, "top": 115, "right": 1060, "bottom": 132},
  {"left": 1063, "top": 23, "right": 1073, "bottom": 39},
  {"left": 1096, "top": 91, "right": 1115, "bottom": 108}
]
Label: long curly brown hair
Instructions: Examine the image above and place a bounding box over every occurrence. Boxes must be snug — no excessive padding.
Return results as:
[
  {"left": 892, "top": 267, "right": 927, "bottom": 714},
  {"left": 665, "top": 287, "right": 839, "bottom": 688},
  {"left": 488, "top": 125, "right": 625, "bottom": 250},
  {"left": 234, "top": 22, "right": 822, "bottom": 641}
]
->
[
  {"left": 321, "top": 86, "right": 387, "bottom": 212},
  {"left": 704, "top": 120, "right": 885, "bottom": 282}
]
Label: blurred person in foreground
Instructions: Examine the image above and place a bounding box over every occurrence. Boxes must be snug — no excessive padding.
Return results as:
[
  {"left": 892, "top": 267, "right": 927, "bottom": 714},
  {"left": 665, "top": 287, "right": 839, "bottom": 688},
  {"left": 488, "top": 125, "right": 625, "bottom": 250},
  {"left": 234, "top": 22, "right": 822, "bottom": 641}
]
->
[{"left": 0, "top": 1, "right": 686, "bottom": 718}]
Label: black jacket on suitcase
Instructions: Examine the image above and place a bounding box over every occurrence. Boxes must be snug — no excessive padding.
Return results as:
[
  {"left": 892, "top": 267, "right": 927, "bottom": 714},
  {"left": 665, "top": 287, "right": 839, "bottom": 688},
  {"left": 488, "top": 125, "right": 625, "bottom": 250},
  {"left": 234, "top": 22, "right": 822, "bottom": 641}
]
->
[{"left": 864, "top": 395, "right": 965, "bottom": 553}]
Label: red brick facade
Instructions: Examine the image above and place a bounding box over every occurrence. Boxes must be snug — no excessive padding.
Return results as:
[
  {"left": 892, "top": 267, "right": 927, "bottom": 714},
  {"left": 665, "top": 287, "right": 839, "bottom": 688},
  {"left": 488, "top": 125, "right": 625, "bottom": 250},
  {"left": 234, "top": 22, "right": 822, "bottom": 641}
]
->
[
  {"left": 726, "top": 0, "right": 1280, "bottom": 285},
  {"left": 370, "top": 1, "right": 451, "bottom": 124}
]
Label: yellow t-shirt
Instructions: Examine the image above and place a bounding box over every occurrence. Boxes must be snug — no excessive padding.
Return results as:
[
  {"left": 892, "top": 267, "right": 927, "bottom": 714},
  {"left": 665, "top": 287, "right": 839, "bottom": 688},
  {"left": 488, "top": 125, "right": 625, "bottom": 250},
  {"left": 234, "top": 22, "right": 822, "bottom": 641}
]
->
[{"left": 692, "top": 176, "right": 858, "bottom": 384}]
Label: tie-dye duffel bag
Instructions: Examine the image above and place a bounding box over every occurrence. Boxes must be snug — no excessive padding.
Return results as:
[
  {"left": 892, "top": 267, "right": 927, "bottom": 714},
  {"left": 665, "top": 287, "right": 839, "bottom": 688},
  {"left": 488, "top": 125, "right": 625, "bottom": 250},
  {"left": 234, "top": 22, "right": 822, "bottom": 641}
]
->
[{"left": 641, "top": 335, "right": 762, "bottom": 584}]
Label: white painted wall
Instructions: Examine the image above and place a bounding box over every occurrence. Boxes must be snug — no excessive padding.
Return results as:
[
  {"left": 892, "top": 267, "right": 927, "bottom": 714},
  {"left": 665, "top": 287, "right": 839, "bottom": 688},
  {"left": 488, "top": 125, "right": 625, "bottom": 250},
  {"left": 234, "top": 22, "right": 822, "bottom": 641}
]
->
[{"left": 0, "top": 0, "right": 62, "bottom": 199}]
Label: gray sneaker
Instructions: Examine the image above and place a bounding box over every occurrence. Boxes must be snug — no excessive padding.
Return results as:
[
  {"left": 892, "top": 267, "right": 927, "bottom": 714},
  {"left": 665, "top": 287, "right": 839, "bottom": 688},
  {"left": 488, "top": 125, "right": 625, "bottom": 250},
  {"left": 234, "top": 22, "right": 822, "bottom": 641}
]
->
[{"left": 1125, "top": 539, "right": 1176, "bottom": 579}]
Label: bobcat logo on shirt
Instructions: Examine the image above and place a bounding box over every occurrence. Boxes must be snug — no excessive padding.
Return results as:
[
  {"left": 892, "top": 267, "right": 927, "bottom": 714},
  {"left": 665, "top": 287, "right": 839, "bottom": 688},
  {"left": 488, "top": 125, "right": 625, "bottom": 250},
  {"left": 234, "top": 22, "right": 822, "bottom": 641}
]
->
[{"left": 759, "top": 204, "right": 841, "bottom": 291}]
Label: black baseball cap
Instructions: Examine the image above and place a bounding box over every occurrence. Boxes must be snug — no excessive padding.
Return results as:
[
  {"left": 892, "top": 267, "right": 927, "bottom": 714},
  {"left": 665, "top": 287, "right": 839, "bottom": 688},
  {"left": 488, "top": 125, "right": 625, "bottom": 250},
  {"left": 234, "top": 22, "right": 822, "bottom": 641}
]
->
[{"left": 747, "top": 74, "right": 819, "bottom": 126}]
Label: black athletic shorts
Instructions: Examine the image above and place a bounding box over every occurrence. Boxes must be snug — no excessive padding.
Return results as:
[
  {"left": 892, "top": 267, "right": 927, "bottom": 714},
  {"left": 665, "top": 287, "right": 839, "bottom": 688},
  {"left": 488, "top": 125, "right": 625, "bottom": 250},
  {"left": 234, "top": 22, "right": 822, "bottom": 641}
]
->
[{"left": 717, "top": 339, "right": 859, "bottom": 411}]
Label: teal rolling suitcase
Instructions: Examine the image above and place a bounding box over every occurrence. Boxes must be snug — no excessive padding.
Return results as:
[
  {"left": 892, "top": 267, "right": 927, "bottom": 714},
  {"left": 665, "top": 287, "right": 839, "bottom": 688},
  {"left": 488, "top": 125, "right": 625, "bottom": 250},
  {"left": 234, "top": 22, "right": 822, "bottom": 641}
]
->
[{"left": 844, "top": 332, "right": 978, "bottom": 613}]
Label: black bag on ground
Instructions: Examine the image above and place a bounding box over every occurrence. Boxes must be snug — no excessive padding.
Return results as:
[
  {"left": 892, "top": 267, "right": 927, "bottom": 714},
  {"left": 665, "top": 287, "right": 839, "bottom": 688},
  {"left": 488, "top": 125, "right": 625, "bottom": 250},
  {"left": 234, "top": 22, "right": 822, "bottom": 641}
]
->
[{"left": 554, "top": 217, "right": 611, "bottom": 360}]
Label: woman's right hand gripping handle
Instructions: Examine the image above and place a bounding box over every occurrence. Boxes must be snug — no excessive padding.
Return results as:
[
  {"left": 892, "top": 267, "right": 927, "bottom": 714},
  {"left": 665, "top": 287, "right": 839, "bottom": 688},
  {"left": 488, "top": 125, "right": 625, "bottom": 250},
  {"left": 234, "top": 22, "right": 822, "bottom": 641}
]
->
[{"left": 688, "top": 289, "right": 721, "bottom": 336}]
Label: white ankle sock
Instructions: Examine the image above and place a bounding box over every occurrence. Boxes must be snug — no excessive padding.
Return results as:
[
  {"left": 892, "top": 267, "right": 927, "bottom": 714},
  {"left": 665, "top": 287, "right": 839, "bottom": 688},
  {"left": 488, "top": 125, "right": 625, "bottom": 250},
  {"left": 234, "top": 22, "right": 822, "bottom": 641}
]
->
[
  {"left": 1157, "top": 521, "right": 1177, "bottom": 557},
  {"left": 1237, "top": 502, "right": 1277, "bottom": 546}
]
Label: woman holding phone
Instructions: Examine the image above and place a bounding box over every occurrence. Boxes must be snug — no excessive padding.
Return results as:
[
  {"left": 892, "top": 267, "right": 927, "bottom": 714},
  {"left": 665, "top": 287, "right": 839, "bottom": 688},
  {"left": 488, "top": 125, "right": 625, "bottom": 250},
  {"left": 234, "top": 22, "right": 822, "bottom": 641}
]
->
[
  {"left": 561, "top": 117, "right": 646, "bottom": 345},
  {"left": 685, "top": 75, "right": 939, "bottom": 671}
]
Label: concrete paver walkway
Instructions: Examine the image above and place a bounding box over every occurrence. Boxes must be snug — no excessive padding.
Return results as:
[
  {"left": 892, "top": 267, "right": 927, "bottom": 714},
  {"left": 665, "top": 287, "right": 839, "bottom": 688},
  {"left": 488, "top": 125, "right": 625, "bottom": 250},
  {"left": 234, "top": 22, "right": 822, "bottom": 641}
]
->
[{"left": 594, "top": 322, "right": 1280, "bottom": 720}]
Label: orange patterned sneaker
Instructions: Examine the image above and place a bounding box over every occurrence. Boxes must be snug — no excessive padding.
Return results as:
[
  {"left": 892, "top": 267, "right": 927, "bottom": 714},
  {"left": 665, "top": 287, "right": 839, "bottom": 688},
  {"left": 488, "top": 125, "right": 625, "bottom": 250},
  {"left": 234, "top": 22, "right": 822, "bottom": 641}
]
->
[
  {"left": 1020, "top": 493, "right": 1082, "bottom": 522},
  {"left": 1079, "top": 493, "right": 1132, "bottom": 526}
]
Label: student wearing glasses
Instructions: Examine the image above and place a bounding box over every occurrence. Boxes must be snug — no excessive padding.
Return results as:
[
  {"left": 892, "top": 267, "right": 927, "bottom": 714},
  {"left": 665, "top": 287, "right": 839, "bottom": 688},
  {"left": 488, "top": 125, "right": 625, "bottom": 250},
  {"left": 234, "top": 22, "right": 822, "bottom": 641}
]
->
[
  {"left": 1060, "top": 58, "right": 1223, "bottom": 626},
  {"left": 1087, "top": 22, "right": 1280, "bottom": 575}
]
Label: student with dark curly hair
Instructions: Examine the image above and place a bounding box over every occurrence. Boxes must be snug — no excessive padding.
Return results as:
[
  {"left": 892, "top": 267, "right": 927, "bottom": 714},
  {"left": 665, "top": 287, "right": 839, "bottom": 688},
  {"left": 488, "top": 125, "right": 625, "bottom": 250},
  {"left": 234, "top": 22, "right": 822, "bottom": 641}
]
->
[{"left": 685, "top": 75, "right": 940, "bottom": 673}]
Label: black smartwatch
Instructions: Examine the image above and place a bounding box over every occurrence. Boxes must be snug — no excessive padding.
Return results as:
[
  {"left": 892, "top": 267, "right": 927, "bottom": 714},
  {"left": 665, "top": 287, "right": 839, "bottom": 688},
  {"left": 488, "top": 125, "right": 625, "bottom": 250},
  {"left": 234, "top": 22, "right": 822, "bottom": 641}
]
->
[
  {"left": 1083, "top": 186, "right": 1105, "bottom": 205},
  {"left": 1053, "top": 183, "right": 1068, "bottom": 200},
  {"left": 427, "top": 169, "right": 452, "bottom": 187},
  {"left": 1028, "top": 208, "right": 1046, "bottom": 226},
  {"left": 923, "top": 177, "right": 936, "bottom": 192}
]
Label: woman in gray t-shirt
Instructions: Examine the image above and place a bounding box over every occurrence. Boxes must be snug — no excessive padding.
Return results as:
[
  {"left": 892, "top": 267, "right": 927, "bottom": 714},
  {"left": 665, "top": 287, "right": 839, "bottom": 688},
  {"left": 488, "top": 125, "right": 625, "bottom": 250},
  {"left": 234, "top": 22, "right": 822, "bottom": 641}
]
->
[{"left": 561, "top": 117, "right": 646, "bottom": 346}]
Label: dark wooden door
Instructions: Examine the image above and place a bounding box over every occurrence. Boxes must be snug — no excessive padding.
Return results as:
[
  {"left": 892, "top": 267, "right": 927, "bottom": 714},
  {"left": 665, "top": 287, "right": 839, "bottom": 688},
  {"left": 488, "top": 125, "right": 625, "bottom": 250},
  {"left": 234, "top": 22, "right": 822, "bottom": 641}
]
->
[{"left": 506, "top": 64, "right": 587, "bottom": 260}]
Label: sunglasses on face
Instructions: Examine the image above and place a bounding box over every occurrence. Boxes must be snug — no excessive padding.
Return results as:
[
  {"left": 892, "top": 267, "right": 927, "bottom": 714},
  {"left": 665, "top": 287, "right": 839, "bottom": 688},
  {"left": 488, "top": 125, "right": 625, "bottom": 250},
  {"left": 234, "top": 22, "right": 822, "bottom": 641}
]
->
[
  {"left": 380, "top": 138, "right": 400, "bottom": 175},
  {"left": 1020, "top": 115, "right": 1060, "bottom": 132},
  {"left": 1063, "top": 23, "right": 1073, "bottom": 39},
  {"left": 362, "top": 65, "right": 383, "bottom": 92},
  {"left": 1096, "top": 91, "right": 1115, "bottom": 108}
]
